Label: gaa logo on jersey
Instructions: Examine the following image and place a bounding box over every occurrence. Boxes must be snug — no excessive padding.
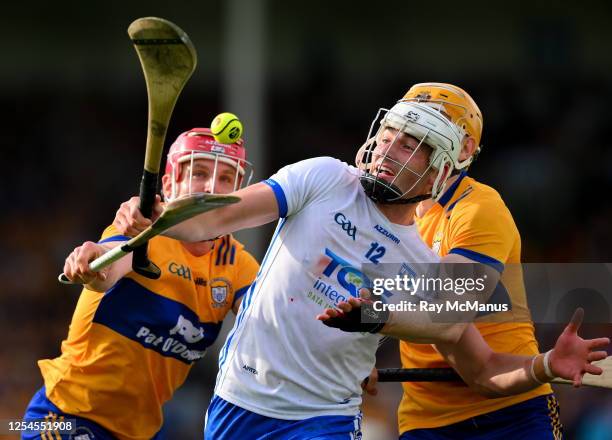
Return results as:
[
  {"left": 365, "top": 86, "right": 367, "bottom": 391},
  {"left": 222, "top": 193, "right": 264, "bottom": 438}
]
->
[
  {"left": 210, "top": 277, "right": 232, "bottom": 308},
  {"left": 169, "top": 262, "right": 192, "bottom": 281},
  {"left": 334, "top": 212, "right": 357, "bottom": 240}
]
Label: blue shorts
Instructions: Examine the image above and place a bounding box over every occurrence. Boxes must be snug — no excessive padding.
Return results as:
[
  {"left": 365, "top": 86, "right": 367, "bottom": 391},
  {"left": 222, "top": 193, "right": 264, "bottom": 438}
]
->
[
  {"left": 204, "top": 394, "right": 363, "bottom": 439},
  {"left": 22, "top": 387, "right": 165, "bottom": 440},
  {"left": 399, "top": 394, "right": 562, "bottom": 440},
  {"left": 22, "top": 387, "right": 115, "bottom": 440}
]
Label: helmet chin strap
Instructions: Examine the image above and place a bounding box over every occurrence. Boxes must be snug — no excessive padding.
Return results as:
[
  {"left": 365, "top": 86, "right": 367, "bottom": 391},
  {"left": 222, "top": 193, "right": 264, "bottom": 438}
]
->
[{"left": 359, "top": 174, "right": 431, "bottom": 205}]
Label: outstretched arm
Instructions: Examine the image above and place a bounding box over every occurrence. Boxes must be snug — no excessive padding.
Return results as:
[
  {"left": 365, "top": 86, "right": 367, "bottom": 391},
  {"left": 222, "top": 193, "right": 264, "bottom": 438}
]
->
[
  {"left": 437, "top": 308, "right": 609, "bottom": 397},
  {"left": 163, "top": 182, "right": 280, "bottom": 242},
  {"left": 319, "top": 300, "right": 609, "bottom": 397}
]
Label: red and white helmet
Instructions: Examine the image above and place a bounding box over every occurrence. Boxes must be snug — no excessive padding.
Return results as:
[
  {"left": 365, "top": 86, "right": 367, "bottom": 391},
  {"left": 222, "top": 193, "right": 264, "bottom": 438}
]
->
[{"left": 164, "top": 128, "right": 253, "bottom": 200}]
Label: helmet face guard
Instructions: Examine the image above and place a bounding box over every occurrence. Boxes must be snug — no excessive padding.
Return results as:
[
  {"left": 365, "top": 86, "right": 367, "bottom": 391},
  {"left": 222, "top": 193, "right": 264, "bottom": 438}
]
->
[
  {"left": 356, "top": 101, "right": 464, "bottom": 204},
  {"left": 165, "top": 128, "right": 254, "bottom": 201}
]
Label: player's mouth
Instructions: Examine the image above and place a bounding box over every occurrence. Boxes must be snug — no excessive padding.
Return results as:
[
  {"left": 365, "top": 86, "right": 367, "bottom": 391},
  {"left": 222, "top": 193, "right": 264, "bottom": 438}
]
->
[{"left": 374, "top": 164, "right": 396, "bottom": 181}]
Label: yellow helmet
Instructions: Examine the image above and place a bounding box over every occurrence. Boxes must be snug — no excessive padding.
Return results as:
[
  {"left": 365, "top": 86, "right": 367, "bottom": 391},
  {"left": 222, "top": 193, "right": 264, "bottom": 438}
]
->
[{"left": 402, "top": 83, "right": 483, "bottom": 147}]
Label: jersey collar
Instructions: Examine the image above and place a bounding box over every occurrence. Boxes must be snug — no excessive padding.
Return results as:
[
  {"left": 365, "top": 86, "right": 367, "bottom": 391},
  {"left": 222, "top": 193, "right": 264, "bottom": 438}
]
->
[{"left": 437, "top": 171, "right": 468, "bottom": 207}]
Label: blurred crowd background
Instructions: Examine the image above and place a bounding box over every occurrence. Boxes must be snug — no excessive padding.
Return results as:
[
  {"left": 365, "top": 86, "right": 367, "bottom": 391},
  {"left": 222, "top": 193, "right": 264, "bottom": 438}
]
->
[{"left": 2, "top": 0, "right": 612, "bottom": 439}]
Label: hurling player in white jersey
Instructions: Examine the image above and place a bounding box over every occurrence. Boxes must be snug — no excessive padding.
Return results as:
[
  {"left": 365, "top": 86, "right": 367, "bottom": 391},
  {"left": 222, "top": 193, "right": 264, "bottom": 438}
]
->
[{"left": 121, "top": 89, "right": 609, "bottom": 439}]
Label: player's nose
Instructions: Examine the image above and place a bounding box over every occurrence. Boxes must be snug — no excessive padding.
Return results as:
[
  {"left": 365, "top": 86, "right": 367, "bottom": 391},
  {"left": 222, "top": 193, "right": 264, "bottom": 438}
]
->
[{"left": 194, "top": 178, "right": 214, "bottom": 194}]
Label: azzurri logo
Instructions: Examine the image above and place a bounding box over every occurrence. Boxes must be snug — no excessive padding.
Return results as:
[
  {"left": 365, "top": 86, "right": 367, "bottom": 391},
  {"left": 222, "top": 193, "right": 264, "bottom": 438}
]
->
[
  {"left": 374, "top": 224, "right": 400, "bottom": 245},
  {"left": 334, "top": 212, "right": 357, "bottom": 240}
]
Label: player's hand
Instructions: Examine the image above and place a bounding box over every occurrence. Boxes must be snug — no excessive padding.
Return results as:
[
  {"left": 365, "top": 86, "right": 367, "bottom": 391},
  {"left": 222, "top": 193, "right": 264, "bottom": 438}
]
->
[
  {"left": 316, "top": 289, "right": 388, "bottom": 333},
  {"left": 63, "top": 241, "right": 109, "bottom": 285},
  {"left": 113, "top": 195, "right": 164, "bottom": 237},
  {"left": 361, "top": 368, "right": 379, "bottom": 396},
  {"left": 317, "top": 296, "right": 365, "bottom": 328},
  {"left": 548, "top": 308, "right": 610, "bottom": 387}
]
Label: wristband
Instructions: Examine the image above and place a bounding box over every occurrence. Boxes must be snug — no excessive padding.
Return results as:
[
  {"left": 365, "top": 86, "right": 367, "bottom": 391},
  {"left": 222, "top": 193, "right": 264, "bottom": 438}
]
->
[
  {"left": 321, "top": 300, "right": 389, "bottom": 334},
  {"left": 529, "top": 355, "right": 544, "bottom": 384},
  {"left": 543, "top": 349, "right": 555, "bottom": 379}
]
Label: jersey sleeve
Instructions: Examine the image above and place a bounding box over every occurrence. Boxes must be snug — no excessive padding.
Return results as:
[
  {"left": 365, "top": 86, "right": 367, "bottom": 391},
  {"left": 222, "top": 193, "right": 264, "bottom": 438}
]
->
[
  {"left": 98, "top": 224, "right": 130, "bottom": 244},
  {"left": 232, "top": 249, "right": 260, "bottom": 308},
  {"left": 446, "top": 195, "right": 517, "bottom": 271},
  {"left": 263, "top": 156, "right": 351, "bottom": 218}
]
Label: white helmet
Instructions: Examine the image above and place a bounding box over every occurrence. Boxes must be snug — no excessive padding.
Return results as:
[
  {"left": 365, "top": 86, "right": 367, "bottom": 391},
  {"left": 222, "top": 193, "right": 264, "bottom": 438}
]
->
[{"left": 356, "top": 100, "right": 466, "bottom": 203}]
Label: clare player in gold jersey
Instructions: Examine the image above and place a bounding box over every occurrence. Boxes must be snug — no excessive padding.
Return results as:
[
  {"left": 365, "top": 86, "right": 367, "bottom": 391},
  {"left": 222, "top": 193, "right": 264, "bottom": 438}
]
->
[
  {"left": 397, "top": 83, "right": 561, "bottom": 440},
  {"left": 22, "top": 128, "right": 259, "bottom": 440}
]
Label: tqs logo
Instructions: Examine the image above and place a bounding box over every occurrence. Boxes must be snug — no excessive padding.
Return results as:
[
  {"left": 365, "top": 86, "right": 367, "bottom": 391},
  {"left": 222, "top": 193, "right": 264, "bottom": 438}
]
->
[
  {"left": 334, "top": 212, "right": 357, "bottom": 240},
  {"left": 314, "top": 248, "right": 393, "bottom": 300},
  {"left": 169, "top": 314, "right": 205, "bottom": 343},
  {"left": 318, "top": 248, "right": 370, "bottom": 298},
  {"left": 169, "top": 262, "right": 192, "bottom": 281}
]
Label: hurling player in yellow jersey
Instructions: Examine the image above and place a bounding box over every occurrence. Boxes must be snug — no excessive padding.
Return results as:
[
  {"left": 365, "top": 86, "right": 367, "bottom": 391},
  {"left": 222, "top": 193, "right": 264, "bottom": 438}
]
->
[
  {"left": 22, "top": 128, "right": 259, "bottom": 440},
  {"left": 395, "top": 83, "right": 561, "bottom": 439}
]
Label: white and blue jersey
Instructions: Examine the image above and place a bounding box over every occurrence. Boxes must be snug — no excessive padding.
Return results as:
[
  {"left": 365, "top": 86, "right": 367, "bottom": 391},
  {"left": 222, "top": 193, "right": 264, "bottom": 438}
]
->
[{"left": 215, "top": 157, "right": 439, "bottom": 420}]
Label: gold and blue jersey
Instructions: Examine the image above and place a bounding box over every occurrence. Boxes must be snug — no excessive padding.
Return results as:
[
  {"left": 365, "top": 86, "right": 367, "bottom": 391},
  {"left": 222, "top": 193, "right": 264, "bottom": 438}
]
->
[
  {"left": 398, "top": 172, "right": 552, "bottom": 433},
  {"left": 38, "top": 226, "right": 258, "bottom": 440}
]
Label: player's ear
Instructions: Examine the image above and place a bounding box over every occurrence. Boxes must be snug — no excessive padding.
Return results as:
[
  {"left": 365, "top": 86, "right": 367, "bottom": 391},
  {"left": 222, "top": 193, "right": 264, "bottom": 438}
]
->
[
  {"left": 161, "top": 174, "right": 172, "bottom": 198},
  {"left": 427, "top": 162, "right": 450, "bottom": 190},
  {"left": 459, "top": 136, "right": 477, "bottom": 162}
]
